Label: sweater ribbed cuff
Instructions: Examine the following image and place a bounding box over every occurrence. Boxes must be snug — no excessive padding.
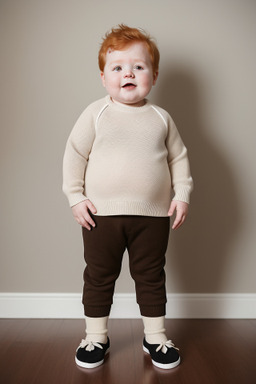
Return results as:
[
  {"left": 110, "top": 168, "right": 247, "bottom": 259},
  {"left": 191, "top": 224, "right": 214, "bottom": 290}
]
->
[
  {"left": 68, "top": 195, "right": 88, "bottom": 208},
  {"left": 173, "top": 185, "right": 192, "bottom": 204}
]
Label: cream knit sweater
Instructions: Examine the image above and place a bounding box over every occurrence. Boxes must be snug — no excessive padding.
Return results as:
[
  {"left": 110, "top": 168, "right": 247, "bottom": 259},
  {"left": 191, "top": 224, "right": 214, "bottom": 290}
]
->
[{"left": 63, "top": 96, "right": 193, "bottom": 216}]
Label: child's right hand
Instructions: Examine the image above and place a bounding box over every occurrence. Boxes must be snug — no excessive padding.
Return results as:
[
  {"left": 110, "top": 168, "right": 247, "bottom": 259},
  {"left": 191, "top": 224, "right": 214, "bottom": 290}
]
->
[{"left": 71, "top": 199, "right": 97, "bottom": 230}]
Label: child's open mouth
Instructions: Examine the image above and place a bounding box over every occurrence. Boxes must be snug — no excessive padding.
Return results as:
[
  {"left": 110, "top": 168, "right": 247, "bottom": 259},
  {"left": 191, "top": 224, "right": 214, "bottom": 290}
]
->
[{"left": 122, "top": 83, "right": 136, "bottom": 90}]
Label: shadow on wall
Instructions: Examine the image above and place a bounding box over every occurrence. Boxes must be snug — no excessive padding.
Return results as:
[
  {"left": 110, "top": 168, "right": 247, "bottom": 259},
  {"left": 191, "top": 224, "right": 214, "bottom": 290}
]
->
[{"left": 156, "top": 67, "right": 241, "bottom": 293}]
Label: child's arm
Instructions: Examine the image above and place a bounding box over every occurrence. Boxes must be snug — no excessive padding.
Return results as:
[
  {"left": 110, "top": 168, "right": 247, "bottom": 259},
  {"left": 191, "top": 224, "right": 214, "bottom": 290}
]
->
[
  {"left": 165, "top": 113, "right": 193, "bottom": 211},
  {"left": 168, "top": 200, "right": 189, "bottom": 230},
  {"left": 63, "top": 105, "right": 96, "bottom": 209},
  {"left": 71, "top": 199, "right": 97, "bottom": 230}
]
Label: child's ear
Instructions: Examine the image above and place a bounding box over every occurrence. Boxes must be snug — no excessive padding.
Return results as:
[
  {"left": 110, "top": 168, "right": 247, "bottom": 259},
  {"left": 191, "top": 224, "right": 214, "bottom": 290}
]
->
[
  {"left": 153, "top": 71, "right": 159, "bottom": 85},
  {"left": 100, "top": 72, "right": 106, "bottom": 87}
]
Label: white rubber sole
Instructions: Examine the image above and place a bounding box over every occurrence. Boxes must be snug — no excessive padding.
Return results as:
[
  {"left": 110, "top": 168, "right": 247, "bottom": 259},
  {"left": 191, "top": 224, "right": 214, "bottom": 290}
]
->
[
  {"left": 143, "top": 345, "right": 181, "bottom": 370},
  {"left": 75, "top": 348, "right": 110, "bottom": 369}
]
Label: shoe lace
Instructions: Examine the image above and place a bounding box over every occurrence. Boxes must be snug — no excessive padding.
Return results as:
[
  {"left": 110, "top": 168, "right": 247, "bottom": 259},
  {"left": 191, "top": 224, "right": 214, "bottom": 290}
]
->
[
  {"left": 79, "top": 339, "right": 103, "bottom": 352},
  {"left": 156, "top": 340, "right": 179, "bottom": 354}
]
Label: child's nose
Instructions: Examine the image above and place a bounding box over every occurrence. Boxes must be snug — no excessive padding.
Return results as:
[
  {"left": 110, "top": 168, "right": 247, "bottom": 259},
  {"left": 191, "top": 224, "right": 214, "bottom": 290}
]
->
[{"left": 124, "top": 69, "right": 135, "bottom": 78}]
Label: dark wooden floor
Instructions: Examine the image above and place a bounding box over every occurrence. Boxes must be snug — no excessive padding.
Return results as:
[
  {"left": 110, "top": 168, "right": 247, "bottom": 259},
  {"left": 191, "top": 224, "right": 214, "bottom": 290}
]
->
[{"left": 0, "top": 319, "right": 255, "bottom": 384}]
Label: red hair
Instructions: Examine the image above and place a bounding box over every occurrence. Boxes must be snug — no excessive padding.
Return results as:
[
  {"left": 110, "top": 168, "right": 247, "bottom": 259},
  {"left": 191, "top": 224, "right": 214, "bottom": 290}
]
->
[{"left": 98, "top": 24, "right": 160, "bottom": 74}]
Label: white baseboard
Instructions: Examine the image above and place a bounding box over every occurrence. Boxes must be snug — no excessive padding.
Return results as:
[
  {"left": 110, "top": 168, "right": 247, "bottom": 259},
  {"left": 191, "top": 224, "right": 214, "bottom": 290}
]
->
[{"left": 0, "top": 293, "right": 255, "bottom": 319}]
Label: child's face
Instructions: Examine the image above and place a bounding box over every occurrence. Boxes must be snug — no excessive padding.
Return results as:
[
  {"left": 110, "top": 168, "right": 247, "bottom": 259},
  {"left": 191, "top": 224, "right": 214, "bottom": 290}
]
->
[{"left": 101, "top": 42, "right": 158, "bottom": 107}]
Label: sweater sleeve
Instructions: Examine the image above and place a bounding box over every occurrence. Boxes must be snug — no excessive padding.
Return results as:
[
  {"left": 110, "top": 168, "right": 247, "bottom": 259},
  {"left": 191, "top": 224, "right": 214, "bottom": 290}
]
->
[
  {"left": 166, "top": 115, "right": 193, "bottom": 204},
  {"left": 62, "top": 106, "right": 96, "bottom": 207}
]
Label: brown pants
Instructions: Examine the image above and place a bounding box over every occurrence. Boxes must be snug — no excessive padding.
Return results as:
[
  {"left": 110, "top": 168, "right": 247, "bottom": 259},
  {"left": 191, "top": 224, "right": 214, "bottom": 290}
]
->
[{"left": 82, "top": 215, "right": 170, "bottom": 317}]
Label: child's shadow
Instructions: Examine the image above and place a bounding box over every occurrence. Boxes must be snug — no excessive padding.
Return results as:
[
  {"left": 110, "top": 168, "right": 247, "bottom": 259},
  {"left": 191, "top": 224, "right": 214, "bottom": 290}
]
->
[{"left": 155, "top": 68, "right": 241, "bottom": 298}]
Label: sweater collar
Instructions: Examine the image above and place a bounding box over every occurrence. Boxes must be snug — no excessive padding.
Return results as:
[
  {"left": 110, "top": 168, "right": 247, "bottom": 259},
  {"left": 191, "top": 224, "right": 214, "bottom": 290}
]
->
[{"left": 105, "top": 95, "right": 151, "bottom": 112}]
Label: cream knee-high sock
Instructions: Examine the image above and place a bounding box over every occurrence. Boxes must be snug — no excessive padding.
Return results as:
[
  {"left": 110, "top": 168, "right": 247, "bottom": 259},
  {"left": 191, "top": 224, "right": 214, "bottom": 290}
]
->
[
  {"left": 85, "top": 316, "right": 108, "bottom": 344},
  {"left": 142, "top": 316, "right": 168, "bottom": 344}
]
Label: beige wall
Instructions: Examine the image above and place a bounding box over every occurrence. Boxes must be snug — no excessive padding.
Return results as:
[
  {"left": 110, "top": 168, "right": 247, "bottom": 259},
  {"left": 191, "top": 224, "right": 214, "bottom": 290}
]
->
[{"left": 0, "top": 0, "right": 255, "bottom": 295}]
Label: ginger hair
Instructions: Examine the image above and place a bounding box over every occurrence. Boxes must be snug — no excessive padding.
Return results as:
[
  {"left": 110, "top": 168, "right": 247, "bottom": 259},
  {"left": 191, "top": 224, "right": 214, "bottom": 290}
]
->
[{"left": 98, "top": 24, "right": 160, "bottom": 74}]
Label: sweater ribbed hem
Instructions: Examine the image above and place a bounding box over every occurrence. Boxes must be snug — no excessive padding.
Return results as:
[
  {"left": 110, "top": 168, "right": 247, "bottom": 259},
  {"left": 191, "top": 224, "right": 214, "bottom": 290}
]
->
[{"left": 92, "top": 200, "right": 169, "bottom": 217}]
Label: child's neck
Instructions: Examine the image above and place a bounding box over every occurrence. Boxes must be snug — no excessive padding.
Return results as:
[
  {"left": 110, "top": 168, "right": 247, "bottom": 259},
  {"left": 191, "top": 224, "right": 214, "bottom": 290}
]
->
[{"left": 110, "top": 97, "right": 146, "bottom": 108}]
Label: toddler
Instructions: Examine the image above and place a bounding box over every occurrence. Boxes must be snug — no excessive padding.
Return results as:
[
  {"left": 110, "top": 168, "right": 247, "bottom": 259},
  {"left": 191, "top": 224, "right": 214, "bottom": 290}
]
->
[{"left": 63, "top": 24, "right": 193, "bottom": 370}]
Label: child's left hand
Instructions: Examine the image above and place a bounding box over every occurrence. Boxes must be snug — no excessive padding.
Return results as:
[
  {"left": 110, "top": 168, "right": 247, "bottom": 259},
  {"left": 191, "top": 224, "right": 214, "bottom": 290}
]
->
[{"left": 168, "top": 200, "right": 189, "bottom": 230}]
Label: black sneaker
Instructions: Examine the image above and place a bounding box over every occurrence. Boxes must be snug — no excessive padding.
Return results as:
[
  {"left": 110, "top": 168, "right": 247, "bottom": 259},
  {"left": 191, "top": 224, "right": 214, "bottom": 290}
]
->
[
  {"left": 143, "top": 338, "right": 180, "bottom": 370},
  {"left": 75, "top": 338, "right": 110, "bottom": 369}
]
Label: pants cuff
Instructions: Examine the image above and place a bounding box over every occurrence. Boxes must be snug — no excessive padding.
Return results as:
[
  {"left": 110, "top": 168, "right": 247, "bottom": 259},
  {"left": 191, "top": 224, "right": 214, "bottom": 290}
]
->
[
  {"left": 139, "top": 304, "right": 166, "bottom": 317},
  {"left": 84, "top": 305, "right": 111, "bottom": 318}
]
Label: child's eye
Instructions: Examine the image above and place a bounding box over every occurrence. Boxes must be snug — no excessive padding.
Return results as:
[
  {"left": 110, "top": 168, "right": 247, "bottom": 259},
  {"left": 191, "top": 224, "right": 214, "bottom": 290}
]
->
[
  {"left": 134, "top": 65, "right": 143, "bottom": 70},
  {"left": 113, "top": 66, "right": 122, "bottom": 72}
]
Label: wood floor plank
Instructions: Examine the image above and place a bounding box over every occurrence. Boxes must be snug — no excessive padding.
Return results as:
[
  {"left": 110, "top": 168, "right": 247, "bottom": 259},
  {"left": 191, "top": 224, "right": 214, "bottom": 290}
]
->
[
  {"left": 168, "top": 319, "right": 256, "bottom": 384},
  {"left": 0, "top": 319, "right": 255, "bottom": 384}
]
